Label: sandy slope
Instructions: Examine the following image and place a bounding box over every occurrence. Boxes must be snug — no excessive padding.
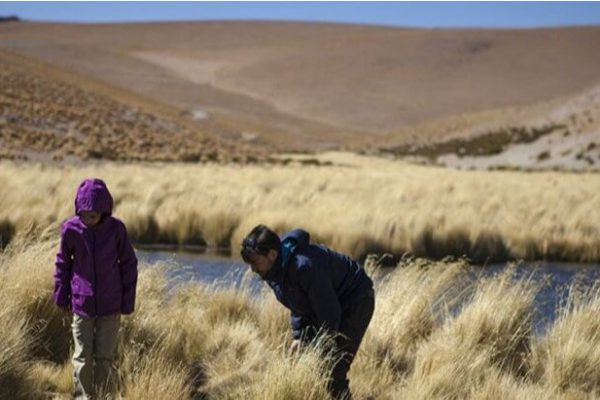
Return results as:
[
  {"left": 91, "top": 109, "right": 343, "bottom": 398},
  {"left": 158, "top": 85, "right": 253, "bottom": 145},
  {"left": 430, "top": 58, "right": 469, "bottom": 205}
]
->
[
  {"left": 436, "top": 83, "right": 600, "bottom": 170},
  {"left": 0, "top": 50, "right": 265, "bottom": 163},
  {"left": 374, "top": 79, "right": 600, "bottom": 171},
  {"left": 2, "top": 21, "right": 600, "bottom": 150}
]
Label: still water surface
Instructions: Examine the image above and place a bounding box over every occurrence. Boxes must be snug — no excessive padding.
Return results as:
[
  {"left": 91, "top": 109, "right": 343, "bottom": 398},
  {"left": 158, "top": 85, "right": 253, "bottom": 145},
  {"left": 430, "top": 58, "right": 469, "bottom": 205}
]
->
[{"left": 136, "top": 249, "right": 600, "bottom": 333}]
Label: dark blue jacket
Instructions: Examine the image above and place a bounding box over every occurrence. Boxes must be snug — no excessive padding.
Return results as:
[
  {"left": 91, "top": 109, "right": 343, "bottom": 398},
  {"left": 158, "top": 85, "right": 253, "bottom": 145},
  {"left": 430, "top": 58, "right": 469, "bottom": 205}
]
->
[{"left": 264, "top": 229, "right": 373, "bottom": 339}]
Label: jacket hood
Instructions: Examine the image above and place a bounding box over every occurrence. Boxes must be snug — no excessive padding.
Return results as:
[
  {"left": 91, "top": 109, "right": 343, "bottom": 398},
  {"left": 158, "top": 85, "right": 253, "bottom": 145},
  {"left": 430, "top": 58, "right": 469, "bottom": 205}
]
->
[
  {"left": 264, "top": 229, "right": 311, "bottom": 281},
  {"left": 75, "top": 178, "right": 113, "bottom": 216},
  {"left": 279, "top": 229, "right": 310, "bottom": 269},
  {"left": 281, "top": 229, "right": 310, "bottom": 248}
]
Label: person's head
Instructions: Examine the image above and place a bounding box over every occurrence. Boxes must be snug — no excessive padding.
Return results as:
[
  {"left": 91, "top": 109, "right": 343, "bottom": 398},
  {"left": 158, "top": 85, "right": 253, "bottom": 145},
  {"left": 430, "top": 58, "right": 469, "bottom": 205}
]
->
[
  {"left": 75, "top": 178, "right": 113, "bottom": 227},
  {"left": 240, "top": 225, "right": 280, "bottom": 278}
]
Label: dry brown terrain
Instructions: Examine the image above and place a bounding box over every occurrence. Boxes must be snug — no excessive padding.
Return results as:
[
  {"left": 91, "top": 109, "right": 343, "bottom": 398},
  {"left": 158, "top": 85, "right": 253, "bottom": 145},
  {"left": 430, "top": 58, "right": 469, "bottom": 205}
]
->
[
  {"left": 374, "top": 78, "right": 600, "bottom": 170},
  {"left": 0, "top": 50, "right": 266, "bottom": 163},
  {"left": 0, "top": 22, "right": 600, "bottom": 170},
  {"left": 2, "top": 20, "right": 600, "bottom": 152},
  {"left": 432, "top": 85, "right": 600, "bottom": 171}
]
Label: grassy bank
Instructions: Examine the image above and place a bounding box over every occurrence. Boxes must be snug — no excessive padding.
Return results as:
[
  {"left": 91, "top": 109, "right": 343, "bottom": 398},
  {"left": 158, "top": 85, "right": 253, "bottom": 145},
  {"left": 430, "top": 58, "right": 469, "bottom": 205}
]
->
[
  {"left": 0, "top": 152, "right": 598, "bottom": 262},
  {"left": 2, "top": 232, "right": 600, "bottom": 399}
]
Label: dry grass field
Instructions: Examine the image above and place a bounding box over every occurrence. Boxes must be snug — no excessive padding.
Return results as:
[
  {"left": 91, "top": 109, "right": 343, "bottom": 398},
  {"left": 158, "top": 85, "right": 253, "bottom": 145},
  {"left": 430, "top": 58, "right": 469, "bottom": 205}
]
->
[
  {"left": 2, "top": 230, "right": 600, "bottom": 399},
  {"left": 0, "top": 152, "right": 598, "bottom": 262}
]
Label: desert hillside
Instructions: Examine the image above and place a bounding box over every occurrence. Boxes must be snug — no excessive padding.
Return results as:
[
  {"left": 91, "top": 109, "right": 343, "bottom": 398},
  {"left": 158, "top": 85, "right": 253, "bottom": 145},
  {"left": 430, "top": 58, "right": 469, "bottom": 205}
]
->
[
  {"left": 0, "top": 50, "right": 265, "bottom": 163},
  {"left": 374, "top": 81, "right": 600, "bottom": 171},
  {"left": 2, "top": 20, "right": 600, "bottom": 151}
]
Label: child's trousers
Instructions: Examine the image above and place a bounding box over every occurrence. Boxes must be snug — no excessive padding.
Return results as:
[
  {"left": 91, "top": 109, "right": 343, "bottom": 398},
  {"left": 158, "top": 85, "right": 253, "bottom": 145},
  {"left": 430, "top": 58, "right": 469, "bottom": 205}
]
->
[{"left": 72, "top": 314, "right": 121, "bottom": 400}]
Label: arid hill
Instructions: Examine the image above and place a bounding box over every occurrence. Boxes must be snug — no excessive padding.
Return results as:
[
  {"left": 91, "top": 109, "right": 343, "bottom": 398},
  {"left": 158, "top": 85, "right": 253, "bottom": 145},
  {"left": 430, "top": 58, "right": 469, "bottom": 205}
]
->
[
  {"left": 372, "top": 81, "right": 600, "bottom": 171},
  {"left": 2, "top": 20, "right": 600, "bottom": 152},
  {"left": 0, "top": 50, "right": 265, "bottom": 163}
]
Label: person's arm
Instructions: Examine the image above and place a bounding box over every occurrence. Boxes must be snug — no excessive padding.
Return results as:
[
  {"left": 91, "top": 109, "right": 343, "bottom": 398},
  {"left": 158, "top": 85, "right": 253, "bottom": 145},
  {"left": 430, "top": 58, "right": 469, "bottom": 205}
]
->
[
  {"left": 54, "top": 225, "right": 73, "bottom": 310},
  {"left": 118, "top": 222, "right": 138, "bottom": 315},
  {"left": 298, "top": 258, "right": 342, "bottom": 333}
]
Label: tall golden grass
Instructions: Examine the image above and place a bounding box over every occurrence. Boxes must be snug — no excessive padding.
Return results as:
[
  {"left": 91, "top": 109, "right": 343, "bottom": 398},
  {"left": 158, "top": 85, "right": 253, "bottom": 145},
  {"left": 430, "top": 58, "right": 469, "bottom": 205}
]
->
[
  {"left": 2, "top": 230, "right": 600, "bottom": 399},
  {"left": 1, "top": 152, "right": 598, "bottom": 262}
]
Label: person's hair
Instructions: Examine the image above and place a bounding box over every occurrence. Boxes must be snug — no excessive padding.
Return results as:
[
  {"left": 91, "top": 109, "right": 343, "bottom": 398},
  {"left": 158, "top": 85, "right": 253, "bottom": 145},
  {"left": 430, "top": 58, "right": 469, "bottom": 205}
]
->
[{"left": 240, "top": 224, "right": 280, "bottom": 262}]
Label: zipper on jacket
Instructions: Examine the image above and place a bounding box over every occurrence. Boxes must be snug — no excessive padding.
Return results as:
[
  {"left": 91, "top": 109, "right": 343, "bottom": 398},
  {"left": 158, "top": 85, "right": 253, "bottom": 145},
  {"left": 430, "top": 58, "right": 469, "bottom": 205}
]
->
[{"left": 91, "top": 228, "right": 97, "bottom": 316}]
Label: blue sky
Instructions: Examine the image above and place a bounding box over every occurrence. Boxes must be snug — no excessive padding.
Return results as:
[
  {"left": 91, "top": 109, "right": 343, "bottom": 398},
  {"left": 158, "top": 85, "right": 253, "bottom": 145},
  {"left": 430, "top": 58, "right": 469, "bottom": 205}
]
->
[{"left": 1, "top": 2, "right": 600, "bottom": 28}]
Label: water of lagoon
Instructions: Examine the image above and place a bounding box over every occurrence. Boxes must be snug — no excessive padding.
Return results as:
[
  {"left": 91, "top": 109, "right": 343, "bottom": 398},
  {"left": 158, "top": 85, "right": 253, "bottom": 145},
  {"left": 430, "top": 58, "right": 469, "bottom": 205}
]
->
[{"left": 136, "top": 249, "right": 600, "bottom": 334}]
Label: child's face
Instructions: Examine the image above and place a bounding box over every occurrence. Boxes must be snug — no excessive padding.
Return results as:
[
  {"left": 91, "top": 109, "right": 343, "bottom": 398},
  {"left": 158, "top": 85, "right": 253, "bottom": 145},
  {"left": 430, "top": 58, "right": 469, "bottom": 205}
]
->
[{"left": 80, "top": 211, "right": 101, "bottom": 227}]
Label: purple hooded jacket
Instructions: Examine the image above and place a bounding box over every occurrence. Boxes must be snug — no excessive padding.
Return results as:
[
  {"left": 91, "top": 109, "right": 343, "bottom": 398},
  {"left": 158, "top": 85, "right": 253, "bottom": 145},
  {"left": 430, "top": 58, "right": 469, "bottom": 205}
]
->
[{"left": 53, "top": 178, "right": 138, "bottom": 318}]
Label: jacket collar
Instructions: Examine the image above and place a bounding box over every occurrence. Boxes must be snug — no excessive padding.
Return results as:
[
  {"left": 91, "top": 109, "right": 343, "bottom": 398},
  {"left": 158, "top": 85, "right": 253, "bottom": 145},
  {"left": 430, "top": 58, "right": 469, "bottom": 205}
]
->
[
  {"left": 265, "top": 236, "right": 301, "bottom": 281},
  {"left": 264, "top": 248, "right": 284, "bottom": 282}
]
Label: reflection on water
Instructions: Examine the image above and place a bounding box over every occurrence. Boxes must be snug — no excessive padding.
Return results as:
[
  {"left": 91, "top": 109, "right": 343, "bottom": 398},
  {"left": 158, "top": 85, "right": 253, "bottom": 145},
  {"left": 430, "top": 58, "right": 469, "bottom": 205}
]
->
[
  {"left": 474, "top": 262, "right": 600, "bottom": 334},
  {"left": 136, "top": 249, "right": 600, "bottom": 334},
  {"left": 136, "top": 249, "right": 263, "bottom": 293}
]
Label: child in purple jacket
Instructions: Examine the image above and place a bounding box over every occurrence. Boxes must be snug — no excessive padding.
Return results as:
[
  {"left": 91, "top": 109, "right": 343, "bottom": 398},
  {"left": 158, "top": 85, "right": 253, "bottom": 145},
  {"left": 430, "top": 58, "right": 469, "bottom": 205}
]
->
[{"left": 54, "top": 178, "right": 138, "bottom": 399}]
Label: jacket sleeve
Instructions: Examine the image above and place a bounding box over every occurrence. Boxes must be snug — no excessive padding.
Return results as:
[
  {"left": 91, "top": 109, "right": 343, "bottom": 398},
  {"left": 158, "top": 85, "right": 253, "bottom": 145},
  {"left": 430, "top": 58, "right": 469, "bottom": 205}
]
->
[
  {"left": 297, "top": 258, "right": 342, "bottom": 333},
  {"left": 54, "top": 225, "right": 73, "bottom": 309},
  {"left": 291, "top": 310, "right": 311, "bottom": 339},
  {"left": 118, "top": 223, "right": 138, "bottom": 314}
]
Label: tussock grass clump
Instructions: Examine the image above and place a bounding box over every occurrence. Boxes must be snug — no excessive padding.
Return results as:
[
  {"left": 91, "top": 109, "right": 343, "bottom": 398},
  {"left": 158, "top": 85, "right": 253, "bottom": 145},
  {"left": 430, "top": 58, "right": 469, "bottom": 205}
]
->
[
  {"left": 226, "top": 336, "right": 334, "bottom": 400},
  {"left": 0, "top": 228, "right": 71, "bottom": 363},
  {"left": 351, "top": 258, "right": 469, "bottom": 398},
  {"left": 529, "top": 285, "right": 600, "bottom": 396},
  {"left": 401, "top": 267, "right": 538, "bottom": 398},
  {"left": 120, "top": 353, "right": 192, "bottom": 400},
  {"left": 118, "top": 267, "right": 275, "bottom": 398},
  {"left": 27, "top": 361, "right": 73, "bottom": 397},
  {"left": 0, "top": 309, "right": 37, "bottom": 400}
]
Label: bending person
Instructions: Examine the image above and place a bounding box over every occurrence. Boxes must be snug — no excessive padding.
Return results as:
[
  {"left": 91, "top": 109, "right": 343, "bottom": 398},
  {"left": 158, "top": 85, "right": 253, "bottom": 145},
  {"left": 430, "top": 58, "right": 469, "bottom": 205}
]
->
[{"left": 241, "top": 225, "right": 374, "bottom": 400}]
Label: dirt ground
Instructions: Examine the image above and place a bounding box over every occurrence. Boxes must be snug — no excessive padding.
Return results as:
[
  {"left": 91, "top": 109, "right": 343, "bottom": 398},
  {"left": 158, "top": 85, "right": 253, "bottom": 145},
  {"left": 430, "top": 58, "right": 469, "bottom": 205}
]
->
[{"left": 1, "top": 20, "right": 599, "bottom": 170}]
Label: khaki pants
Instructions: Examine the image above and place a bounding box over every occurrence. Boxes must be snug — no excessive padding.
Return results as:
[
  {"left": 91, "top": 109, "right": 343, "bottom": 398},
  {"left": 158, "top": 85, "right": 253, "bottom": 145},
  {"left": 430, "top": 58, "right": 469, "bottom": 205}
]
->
[{"left": 72, "top": 314, "right": 121, "bottom": 400}]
